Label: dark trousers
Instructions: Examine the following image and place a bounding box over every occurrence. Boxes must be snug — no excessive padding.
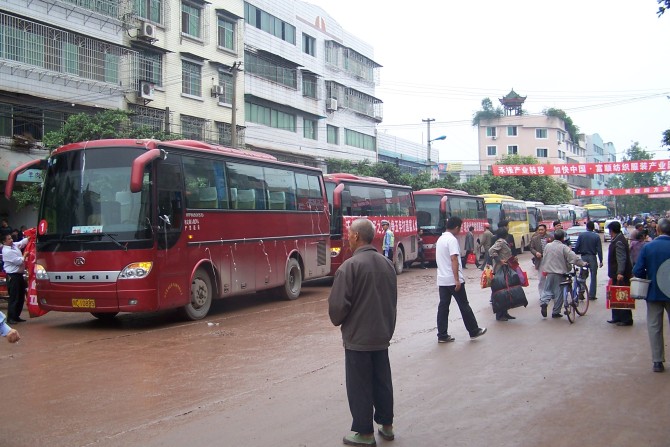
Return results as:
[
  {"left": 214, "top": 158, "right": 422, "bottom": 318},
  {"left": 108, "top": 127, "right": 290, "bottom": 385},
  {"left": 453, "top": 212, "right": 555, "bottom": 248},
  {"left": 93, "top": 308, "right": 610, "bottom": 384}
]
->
[
  {"left": 612, "top": 308, "right": 633, "bottom": 324},
  {"left": 437, "top": 284, "right": 479, "bottom": 338},
  {"left": 6, "top": 272, "right": 26, "bottom": 320},
  {"left": 345, "top": 349, "right": 394, "bottom": 434},
  {"left": 581, "top": 254, "right": 598, "bottom": 298}
]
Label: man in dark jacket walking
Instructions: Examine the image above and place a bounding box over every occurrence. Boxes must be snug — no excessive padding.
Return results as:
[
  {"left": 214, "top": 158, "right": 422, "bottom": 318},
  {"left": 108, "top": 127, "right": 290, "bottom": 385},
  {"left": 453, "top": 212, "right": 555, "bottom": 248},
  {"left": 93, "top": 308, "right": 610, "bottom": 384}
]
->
[
  {"left": 329, "top": 218, "right": 397, "bottom": 446},
  {"left": 607, "top": 221, "right": 634, "bottom": 326},
  {"left": 574, "top": 221, "right": 603, "bottom": 300}
]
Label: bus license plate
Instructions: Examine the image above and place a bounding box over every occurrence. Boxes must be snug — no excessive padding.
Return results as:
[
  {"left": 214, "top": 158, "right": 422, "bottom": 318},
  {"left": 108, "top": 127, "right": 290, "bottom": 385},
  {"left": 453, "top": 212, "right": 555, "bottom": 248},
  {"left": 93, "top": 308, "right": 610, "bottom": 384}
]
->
[{"left": 72, "top": 299, "right": 96, "bottom": 308}]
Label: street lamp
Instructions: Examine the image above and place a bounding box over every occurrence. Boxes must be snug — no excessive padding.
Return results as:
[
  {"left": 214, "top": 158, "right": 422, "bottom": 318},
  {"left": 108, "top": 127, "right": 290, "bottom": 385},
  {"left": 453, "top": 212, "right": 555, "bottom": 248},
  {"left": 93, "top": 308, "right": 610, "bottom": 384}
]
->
[{"left": 427, "top": 135, "right": 446, "bottom": 173}]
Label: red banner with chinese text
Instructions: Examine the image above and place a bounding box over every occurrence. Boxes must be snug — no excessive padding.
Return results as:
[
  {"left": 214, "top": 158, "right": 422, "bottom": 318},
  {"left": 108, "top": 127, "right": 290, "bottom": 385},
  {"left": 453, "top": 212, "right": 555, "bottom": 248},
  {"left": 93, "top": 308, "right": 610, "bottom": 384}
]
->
[
  {"left": 492, "top": 160, "right": 670, "bottom": 176},
  {"left": 577, "top": 186, "right": 670, "bottom": 197}
]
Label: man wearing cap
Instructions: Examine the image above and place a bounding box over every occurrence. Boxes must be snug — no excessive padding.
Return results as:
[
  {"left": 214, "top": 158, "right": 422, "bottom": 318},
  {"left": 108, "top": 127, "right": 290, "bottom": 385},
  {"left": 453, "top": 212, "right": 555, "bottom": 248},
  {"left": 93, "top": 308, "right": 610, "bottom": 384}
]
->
[
  {"left": 633, "top": 218, "right": 670, "bottom": 372},
  {"left": 381, "top": 220, "right": 394, "bottom": 262},
  {"left": 479, "top": 223, "right": 494, "bottom": 270}
]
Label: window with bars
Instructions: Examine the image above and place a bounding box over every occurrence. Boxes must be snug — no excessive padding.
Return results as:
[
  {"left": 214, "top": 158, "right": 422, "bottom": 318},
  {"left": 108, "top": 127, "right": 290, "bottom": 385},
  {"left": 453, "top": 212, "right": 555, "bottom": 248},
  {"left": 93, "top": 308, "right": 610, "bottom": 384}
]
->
[
  {"left": 182, "top": 59, "right": 201, "bottom": 96},
  {"left": 244, "top": 51, "right": 297, "bottom": 89},
  {"left": 180, "top": 115, "right": 206, "bottom": 140},
  {"left": 139, "top": 50, "right": 162, "bottom": 86},
  {"left": 217, "top": 15, "right": 235, "bottom": 51},
  {"left": 129, "top": 104, "right": 166, "bottom": 132},
  {"left": 181, "top": 1, "right": 202, "bottom": 39}
]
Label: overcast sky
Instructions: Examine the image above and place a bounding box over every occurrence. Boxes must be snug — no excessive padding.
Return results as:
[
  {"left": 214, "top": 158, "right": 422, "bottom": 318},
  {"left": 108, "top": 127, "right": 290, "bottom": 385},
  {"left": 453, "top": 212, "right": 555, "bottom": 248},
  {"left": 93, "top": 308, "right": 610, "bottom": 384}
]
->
[{"left": 307, "top": 0, "right": 670, "bottom": 163}]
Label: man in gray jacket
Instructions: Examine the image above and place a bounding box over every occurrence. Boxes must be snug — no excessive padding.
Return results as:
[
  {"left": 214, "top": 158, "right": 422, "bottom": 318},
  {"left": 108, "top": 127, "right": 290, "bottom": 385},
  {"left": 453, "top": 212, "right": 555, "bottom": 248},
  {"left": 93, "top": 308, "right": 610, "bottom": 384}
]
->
[
  {"left": 539, "top": 229, "right": 588, "bottom": 318},
  {"left": 329, "top": 218, "right": 397, "bottom": 446}
]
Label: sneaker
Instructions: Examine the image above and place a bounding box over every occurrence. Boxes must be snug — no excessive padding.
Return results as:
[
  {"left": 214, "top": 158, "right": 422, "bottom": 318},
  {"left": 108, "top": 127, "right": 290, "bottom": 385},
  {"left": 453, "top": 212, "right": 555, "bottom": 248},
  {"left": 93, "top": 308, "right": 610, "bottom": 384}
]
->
[
  {"left": 540, "top": 304, "right": 548, "bottom": 318},
  {"left": 470, "top": 328, "right": 487, "bottom": 339},
  {"left": 377, "top": 425, "right": 395, "bottom": 441},
  {"left": 343, "top": 432, "right": 376, "bottom": 446},
  {"left": 438, "top": 335, "right": 455, "bottom": 343}
]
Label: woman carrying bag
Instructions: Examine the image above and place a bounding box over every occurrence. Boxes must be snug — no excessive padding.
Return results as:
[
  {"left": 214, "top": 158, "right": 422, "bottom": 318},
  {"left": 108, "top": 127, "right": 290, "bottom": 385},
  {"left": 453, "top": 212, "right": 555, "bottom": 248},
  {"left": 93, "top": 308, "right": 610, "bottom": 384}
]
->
[{"left": 489, "top": 225, "right": 524, "bottom": 321}]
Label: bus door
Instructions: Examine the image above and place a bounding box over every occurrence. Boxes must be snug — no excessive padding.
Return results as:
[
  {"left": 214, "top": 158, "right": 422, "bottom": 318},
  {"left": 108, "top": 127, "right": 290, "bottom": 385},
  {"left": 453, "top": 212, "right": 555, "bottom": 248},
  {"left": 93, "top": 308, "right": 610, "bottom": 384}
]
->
[{"left": 155, "top": 156, "right": 188, "bottom": 308}]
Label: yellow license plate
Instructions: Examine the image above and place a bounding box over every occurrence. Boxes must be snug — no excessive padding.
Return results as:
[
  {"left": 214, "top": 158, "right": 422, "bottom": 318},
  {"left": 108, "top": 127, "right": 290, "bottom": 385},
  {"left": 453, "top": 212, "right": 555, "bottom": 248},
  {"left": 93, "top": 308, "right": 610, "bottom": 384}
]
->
[{"left": 72, "top": 299, "right": 96, "bottom": 309}]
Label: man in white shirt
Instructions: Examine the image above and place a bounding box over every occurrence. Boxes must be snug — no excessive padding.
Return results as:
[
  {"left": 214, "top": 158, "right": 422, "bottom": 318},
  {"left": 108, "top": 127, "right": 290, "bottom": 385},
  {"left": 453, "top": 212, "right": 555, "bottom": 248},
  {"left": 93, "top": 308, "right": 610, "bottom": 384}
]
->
[
  {"left": 2, "top": 233, "right": 29, "bottom": 324},
  {"left": 435, "top": 216, "right": 487, "bottom": 343}
]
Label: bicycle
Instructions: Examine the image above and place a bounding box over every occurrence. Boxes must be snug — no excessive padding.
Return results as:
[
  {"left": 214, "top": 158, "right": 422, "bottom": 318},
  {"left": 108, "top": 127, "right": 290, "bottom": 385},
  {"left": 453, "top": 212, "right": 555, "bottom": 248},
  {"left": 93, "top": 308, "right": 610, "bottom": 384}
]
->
[{"left": 560, "top": 264, "right": 590, "bottom": 323}]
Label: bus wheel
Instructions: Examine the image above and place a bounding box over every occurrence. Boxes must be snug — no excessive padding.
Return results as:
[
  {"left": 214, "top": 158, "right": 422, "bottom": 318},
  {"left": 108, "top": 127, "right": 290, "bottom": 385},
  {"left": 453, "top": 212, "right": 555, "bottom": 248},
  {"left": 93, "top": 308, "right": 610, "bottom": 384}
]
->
[
  {"left": 394, "top": 249, "right": 405, "bottom": 275},
  {"left": 280, "top": 258, "right": 302, "bottom": 300},
  {"left": 91, "top": 312, "right": 118, "bottom": 320},
  {"left": 183, "top": 269, "right": 213, "bottom": 320}
]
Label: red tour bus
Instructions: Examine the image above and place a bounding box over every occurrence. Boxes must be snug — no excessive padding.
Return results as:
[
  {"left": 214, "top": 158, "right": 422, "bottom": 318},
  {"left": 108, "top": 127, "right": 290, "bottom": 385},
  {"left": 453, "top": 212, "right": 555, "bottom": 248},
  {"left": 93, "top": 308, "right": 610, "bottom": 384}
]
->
[
  {"left": 413, "top": 188, "right": 487, "bottom": 263},
  {"left": 324, "top": 173, "right": 418, "bottom": 275},
  {"left": 5, "top": 139, "right": 331, "bottom": 320},
  {"left": 536, "top": 205, "right": 573, "bottom": 230}
]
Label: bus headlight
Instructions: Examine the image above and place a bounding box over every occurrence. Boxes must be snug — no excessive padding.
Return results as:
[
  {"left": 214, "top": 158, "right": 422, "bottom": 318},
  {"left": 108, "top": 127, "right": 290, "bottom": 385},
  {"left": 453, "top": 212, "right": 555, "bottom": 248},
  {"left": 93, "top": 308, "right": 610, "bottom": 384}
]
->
[
  {"left": 35, "top": 264, "right": 49, "bottom": 280},
  {"left": 330, "top": 247, "right": 341, "bottom": 257},
  {"left": 119, "top": 262, "right": 153, "bottom": 279}
]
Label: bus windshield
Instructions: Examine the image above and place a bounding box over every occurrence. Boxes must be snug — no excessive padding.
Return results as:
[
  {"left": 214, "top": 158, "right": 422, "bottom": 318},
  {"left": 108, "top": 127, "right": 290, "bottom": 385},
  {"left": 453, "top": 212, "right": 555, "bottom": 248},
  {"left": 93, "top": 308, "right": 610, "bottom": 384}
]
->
[
  {"left": 39, "top": 147, "right": 152, "bottom": 242},
  {"left": 587, "top": 208, "right": 609, "bottom": 219},
  {"left": 485, "top": 203, "right": 502, "bottom": 230},
  {"left": 414, "top": 195, "right": 443, "bottom": 234}
]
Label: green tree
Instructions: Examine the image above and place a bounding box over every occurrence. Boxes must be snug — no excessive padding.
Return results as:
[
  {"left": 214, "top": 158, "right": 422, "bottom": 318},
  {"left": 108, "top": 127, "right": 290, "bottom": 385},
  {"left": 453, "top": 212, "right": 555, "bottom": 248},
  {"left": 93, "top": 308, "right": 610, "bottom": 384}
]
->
[
  {"left": 42, "top": 109, "right": 178, "bottom": 149},
  {"left": 471, "top": 98, "right": 503, "bottom": 126},
  {"left": 662, "top": 128, "right": 670, "bottom": 148},
  {"left": 606, "top": 142, "right": 670, "bottom": 215},
  {"left": 461, "top": 155, "right": 572, "bottom": 204},
  {"left": 543, "top": 108, "right": 580, "bottom": 144}
]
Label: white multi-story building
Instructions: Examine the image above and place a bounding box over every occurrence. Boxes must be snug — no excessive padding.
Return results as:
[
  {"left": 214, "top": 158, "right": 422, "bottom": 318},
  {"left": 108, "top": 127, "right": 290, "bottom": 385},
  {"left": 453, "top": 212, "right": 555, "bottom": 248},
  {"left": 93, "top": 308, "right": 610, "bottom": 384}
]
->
[
  {"left": 584, "top": 133, "right": 617, "bottom": 191},
  {"left": 242, "top": 0, "right": 382, "bottom": 168}
]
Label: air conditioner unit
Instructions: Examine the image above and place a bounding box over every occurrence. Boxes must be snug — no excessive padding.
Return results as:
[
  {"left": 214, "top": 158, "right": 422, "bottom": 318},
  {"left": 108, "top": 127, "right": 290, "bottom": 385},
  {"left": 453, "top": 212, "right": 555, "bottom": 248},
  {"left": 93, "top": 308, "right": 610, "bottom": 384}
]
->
[
  {"left": 491, "top": 135, "right": 497, "bottom": 140},
  {"left": 211, "top": 85, "right": 225, "bottom": 97},
  {"left": 138, "top": 22, "right": 156, "bottom": 40},
  {"left": 326, "top": 98, "right": 338, "bottom": 111},
  {"left": 139, "top": 81, "right": 155, "bottom": 100}
]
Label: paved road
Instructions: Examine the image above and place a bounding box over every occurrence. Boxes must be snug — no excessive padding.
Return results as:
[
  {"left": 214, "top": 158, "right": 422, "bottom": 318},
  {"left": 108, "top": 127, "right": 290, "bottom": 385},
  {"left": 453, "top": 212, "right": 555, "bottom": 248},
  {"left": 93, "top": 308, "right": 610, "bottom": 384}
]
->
[{"left": 2, "top": 249, "right": 669, "bottom": 447}]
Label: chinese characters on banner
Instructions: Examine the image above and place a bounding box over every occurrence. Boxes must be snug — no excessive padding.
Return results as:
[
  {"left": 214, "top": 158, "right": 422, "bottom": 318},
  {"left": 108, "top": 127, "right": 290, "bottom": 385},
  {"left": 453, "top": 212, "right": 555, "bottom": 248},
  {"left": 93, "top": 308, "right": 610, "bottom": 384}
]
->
[
  {"left": 491, "top": 160, "right": 670, "bottom": 176},
  {"left": 577, "top": 186, "right": 670, "bottom": 197}
]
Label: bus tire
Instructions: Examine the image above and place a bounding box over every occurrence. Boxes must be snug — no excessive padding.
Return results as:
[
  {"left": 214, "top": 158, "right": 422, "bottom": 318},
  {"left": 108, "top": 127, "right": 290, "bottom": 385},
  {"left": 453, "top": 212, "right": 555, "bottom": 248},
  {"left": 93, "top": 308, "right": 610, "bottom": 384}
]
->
[
  {"left": 394, "top": 248, "right": 405, "bottom": 275},
  {"left": 183, "top": 268, "right": 213, "bottom": 320},
  {"left": 280, "top": 258, "right": 302, "bottom": 300},
  {"left": 91, "top": 312, "right": 118, "bottom": 320}
]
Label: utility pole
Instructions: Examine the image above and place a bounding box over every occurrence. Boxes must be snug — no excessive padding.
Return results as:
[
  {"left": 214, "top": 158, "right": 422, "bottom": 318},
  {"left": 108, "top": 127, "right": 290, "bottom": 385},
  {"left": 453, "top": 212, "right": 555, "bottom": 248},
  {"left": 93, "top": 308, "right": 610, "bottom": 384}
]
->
[
  {"left": 230, "top": 61, "right": 242, "bottom": 148},
  {"left": 422, "top": 118, "right": 435, "bottom": 173}
]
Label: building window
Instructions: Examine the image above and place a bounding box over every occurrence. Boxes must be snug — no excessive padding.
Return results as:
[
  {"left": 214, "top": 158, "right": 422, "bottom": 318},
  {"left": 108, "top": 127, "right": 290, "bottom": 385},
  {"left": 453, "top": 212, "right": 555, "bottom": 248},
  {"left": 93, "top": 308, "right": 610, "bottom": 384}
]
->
[
  {"left": 129, "top": 104, "right": 165, "bottom": 132},
  {"left": 244, "top": 52, "right": 297, "bottom": 89},
  {"left": 217, "top": 71, "right": 234, "bottom": 104},
  {"left": 507, "top": 145, "right": 518, "bottom": 155},
  {"left": 507, "top": 126, "right": 518, "bottom": 137},
  {"left": 536, "top": 148, "right": 548, "bottom": 158},
  {"left": 558, "top": 149, "right": 566, "bottom": 160},
  {"left": 487, "top": 146, "right": 496, "bottom": 156},
  {"left": 557, "top": 131, "right": 565, "bottom": 142},
  {"left": 139, "top": 51, "right": 163, "bottom": 87},
  {"left": 303, "top": 33, "right": 316, "bottom": 56},
  {"left": 181, "top": 2, "right": 202, "bottom": 39},
  {"left": 245, "top": 101, "right": 296, "bottom": 132},
  {"left": 180, "top": 115, "right": 206, "bottom": 140},
  {"left": 327, "top": 125, "right": 339, "bottom": 144},
  {"left": 182, "top": 60, "right": 202, "bottom": 96},
  {"left": 303, "top": 118, "right": 317, "bottom": 140},
  {"left": 217, "top": 15, "right": 236, "bottom": 51},
  {"left": 135, "top": 0, "right": 163, "bottom": 23},
  {"left": 302, "top": 73, "right": 317, "bottom": 99},
  {"left": 244, "top": 2, "right": 296, "bottom": 44},
  {"left": 486, "top": 126, "right": 496, "bottom": 137},
  {"left": 536, "top": 128, "right": 547, "bottom": 139},
  {"left": 345, "top": 129, "right": 375, "bottom": 151}
]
